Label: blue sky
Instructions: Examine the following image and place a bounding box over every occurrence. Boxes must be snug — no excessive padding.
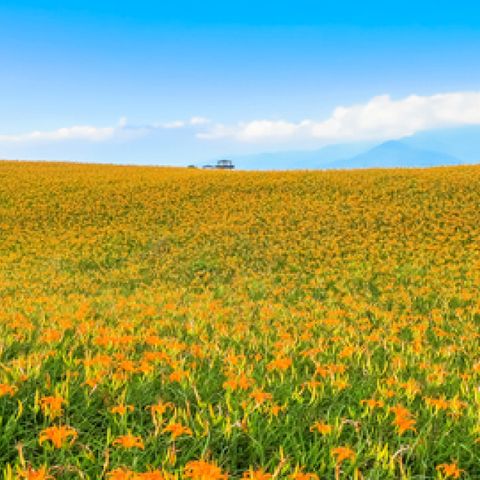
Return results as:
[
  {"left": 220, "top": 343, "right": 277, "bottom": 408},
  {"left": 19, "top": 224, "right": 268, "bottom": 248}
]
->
[{"left": 1, "top": 1, "right": 480, "bottom": 165}]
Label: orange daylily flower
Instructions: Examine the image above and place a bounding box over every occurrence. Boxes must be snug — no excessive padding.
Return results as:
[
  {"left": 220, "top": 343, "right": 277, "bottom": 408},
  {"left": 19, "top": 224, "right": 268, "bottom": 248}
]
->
[
  {"left": 110, "top": 404, "right": 135, "bottom": 415},
  {"left": 136, "top": 472, "right": 166, "bottom": 480},
  {"left": 17, "top": 466, "right": 54, "bottom": 480},
  {"left": 184, "top": 460, "right": 228, "bottom": 480},
  {"left": 310, "top": 421, "right": 333, "bottom": 435},
  {"left": 269, "top": 404, "right": 285, "bottom": 416},
  {"left": 112, "top": 433, "right": 145, "bottom": 449},
  {"left": 436, "top": 463, "right": 464, "bottom": 478},
  {"left": 267, "top": 357, "right": 292, "bottom": 371},
  {"left": 40, "top": 395, "right": 65, "bottom": 418},
  {"left": 163, "top": 422, "right": 193, "bottom": 439},
  {"left": 0, "top": 383, "right": 17, "bottom": 397},
  {"left": 332, "top": 446, "right": 355, "bottom": 464},
  {"left": 392, "top": 415, "right": 417, "bottom": 435},
  {"left": 168, "top": 369, "right": 189, "bottom": 382},
  {"left": 39, "top": 425, "right": 77, "bottom": 448},
  {"left": 223, "top": 373, "right": 252, "bottom": 391},
  {"left": 289, "top": 472, "right": 319, "bottom": 480},
  {"left": 390, "top": 405, "right": 416, "bottom": 435},
  {"left": 249, "top": 390, "right": 273, "bottom": 404},
  {"left": 107, "top": 469, "right": 135, "bottom": 480},
  {"left": 241, "top": 469, "right": 272, "bottom": 480},
  {"left": 150, "top": 401, "right": 174, "bottom": 416},
  {"left": 360, "top": 398, "right": 384, "bottom": 409}
]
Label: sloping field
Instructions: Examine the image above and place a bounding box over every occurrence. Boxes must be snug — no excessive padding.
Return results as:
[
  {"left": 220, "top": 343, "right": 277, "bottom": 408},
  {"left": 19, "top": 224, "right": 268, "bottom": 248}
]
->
[{"left": 0, "top": 161, "right": 479, "bottom": 479}]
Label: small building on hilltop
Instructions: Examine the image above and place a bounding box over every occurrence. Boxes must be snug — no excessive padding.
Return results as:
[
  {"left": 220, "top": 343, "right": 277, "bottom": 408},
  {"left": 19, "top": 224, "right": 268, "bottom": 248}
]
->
[
  {"left": 215, "top": 159, "right": 235, "bottom": 169},
  {"left": 202, "top": 159, "right": 235, "bottom": 170}
]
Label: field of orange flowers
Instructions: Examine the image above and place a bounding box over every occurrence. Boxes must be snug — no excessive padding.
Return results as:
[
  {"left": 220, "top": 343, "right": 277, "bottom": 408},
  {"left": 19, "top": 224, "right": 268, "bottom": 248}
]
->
[{"left": 0, "top": 161, "right": 479, "bottom": 479}]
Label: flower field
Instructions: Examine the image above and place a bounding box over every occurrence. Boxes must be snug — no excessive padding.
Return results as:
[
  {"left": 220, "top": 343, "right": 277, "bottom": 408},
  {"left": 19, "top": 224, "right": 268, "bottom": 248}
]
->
[{"left": 0, "top": 161, "right": 479, "bottom": 479}]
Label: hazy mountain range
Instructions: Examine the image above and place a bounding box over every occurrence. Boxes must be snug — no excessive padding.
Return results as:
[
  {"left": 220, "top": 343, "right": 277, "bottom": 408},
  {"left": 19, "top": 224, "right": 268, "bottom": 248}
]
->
[{"left": 231, "top": 126, "right": 480, "bottom": 170}]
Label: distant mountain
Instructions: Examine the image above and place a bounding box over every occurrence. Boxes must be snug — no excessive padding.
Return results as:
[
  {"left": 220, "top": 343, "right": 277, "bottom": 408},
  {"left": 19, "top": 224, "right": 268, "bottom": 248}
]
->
[
  {"left": 230, "top": 125, "right": 480, "bottom": 171},
  {"left": 401, "top": 125, "right": 480, "bottom": 163},
  {"left": 232, "top": 141, "right": 376, "bottom": 170},
  {"left": 327, "top": 140, "right": 461, "bottom": 169}
]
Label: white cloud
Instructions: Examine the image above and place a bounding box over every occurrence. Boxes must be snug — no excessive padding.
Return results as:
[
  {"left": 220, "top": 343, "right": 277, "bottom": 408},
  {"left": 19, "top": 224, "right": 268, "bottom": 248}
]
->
[
  {"left": 0, "top": 117, "right": 138, "bottom": 144},
  {"left": 4, "top": 92, "right": 480, "bottom": 148},
  {"left": 161, "top": 120, "right": 187, "bottom": 129},
  {"left": 0, "top": 125, "right": 117, "bottom": 143},
  {"left": 0, "top": 116, "right": 211, "bottom": 144},
  {"left": 158, "top": 116, "right": 211, "bottom": 129},
  {"left": 189, "top": 116, "right": 210, "bottom": 126},
  {"left": 197, "top": 91, "right": 480, "bottom": 143}
]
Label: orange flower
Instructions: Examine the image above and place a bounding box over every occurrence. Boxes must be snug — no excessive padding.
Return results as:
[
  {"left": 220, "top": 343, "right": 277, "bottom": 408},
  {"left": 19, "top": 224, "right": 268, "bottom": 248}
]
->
[
  {"left": 392, "top": 415, "right": 416, "bottom": 435},
  {"left": 136, "top": 472, "right": 166, "bottom": 480},
  {"left": 110, "top": 404, "right": 135, "bottom": 415},
  {"left": 267, "top": 357, "right": 292, "bottom": 371},
  {"left": 184, "top": 460, "right": 228, "bottom": 480},
  {"left": 423, "top": 397, "right": 450, "bottom": 412},
  {"left": 331, "top": 446, "right": 355, "bottom": 464},
  {"left": 118, "top": 359, "right": 136, "bottom": 373},
  {"left": 390, "top": 405, "right": 416, "bottom": 435},
  {"left": 389, "top": 405, "right": 411, "bottom": 418},
  {"left": 150, "top": 401, "right": 174, "bottom": 417},
  {"left": 339, "top": 346, "right": 355, "bottom": 358},
  {"left": 237, "top": 374, "right": 253, "bottom": 390},
  {"left": 241, "top": 469, "right": 272, "bottom": 480},
  {"left": 168, "top": 369, "right": 189, "bottom": 382},
  {"left": 436, "top": 463, "right": 464, "bottom": 478},
  {"left": 310, "top": 421, "right": 333, "bottom": 435},
  {"left": 249, "top": 390, "right": 273, "bottom": 405},
  {"left": 84, "top": 374, "right": 104, "bottom": 389},
  {"left": 112, "top": 433, "right": 145, "bottom": 449},
  {"left": 163, "top": 422, "right": 193, "bottom": 439},
  {"left": 360, "top": 398, "right": 384, "bottom": 409},
  {"left": 223, "top": 373, "right": 252, "bottom": 391},
  {"left": 332, "top": 378, "right": 349, "bottom": 391},
  {"left": 270, "top": 404, "right": 285, "bottom": 416},
  {"left": 17, "top": 466, "right": 54, "bottom": 480},
  {"left": 107, "top": 469, "right": 135, "bottom": 480},
  {"left": 39, "top": 425, "right": 77, "bottom": 448},
  {"left": 40, "top": 395, "right": 65, "bottom": 418},
  {"left": 289, "top": 472, "right": 319, "bottom": 480},
  {"left": 383, "top": 389, "right": 396, "bottom": 399},
  {"left": 0, "top": 383, "right": 17, "bottom": 397}
]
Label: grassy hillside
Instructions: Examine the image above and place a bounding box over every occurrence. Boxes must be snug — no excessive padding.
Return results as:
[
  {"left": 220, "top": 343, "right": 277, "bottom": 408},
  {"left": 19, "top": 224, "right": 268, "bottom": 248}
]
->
[{"left": 0, "top": 161, "right": 479, "bottom": 479}]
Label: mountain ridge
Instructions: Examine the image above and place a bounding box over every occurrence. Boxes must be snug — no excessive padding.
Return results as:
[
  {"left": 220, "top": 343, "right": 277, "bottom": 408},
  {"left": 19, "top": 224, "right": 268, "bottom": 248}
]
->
[{"left": 230, "top": 125, "right": 480, "bottom": 170}]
